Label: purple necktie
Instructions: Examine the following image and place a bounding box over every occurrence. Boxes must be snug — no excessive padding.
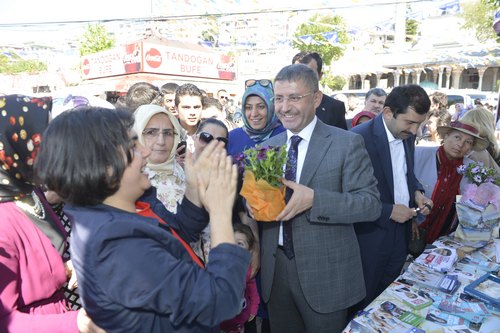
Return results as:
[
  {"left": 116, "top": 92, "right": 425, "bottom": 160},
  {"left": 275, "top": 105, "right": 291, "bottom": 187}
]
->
[{"left": 283, "top": 135, "right": 302, "bottom": 259}]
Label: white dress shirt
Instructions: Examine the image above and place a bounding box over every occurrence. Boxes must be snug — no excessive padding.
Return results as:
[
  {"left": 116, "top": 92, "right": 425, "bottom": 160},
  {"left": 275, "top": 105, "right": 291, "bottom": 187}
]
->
[
  {"left": 278, "top": 117, "right": 317, "bottom": 245},
  {"left": 382, "top": 117, "right": 410, "bottom": 206}
]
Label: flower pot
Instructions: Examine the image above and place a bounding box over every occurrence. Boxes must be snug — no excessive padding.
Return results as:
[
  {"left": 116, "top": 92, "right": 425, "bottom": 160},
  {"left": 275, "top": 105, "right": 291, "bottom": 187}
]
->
[{"left": 240, "top": 170, "right": 286, "bottom": 222}]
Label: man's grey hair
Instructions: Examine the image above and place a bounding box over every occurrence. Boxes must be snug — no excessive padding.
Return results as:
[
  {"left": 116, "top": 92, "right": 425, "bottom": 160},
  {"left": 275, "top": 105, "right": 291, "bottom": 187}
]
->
[
  {"left": 365, "top": 87, "right": 387, "bottom": 101},
  {"left": 275, "top": 64, "right": 319, "bottom": 93}
]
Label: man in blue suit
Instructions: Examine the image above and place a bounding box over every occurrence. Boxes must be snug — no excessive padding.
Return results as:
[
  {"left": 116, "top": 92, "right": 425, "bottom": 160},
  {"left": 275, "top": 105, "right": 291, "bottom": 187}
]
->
[{"left": 351, "top": 84, "right": 434, "bottom": 308}]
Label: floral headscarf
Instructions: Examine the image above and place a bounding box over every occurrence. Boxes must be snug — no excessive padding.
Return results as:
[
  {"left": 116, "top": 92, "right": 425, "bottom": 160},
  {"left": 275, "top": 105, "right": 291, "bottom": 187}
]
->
[
  {"left": 241, "top": 84, "right": 280, "bottom": 142},
  {"left": 0, "top": 95, "right": 52, "bottom": 202},
  {"left": 133, "top": 104, "right": 182, "bottom": 174}
]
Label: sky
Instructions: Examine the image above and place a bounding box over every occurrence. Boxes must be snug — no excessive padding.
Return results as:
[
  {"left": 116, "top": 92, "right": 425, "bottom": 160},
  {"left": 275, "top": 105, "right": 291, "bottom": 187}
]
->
[
  {"left": 0, "top": 0, "right": 436, "bottom": 25},
  {"left": 0, "top": 0, "right": 151, "bottom": 24},
  {"left": 0, "top": 0, "right": 451, "bottom": 45}
]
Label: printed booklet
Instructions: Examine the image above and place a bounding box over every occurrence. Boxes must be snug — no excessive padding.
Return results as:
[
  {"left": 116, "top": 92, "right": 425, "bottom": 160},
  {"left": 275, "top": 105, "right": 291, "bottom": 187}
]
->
[
  {"left": 351, "top": 301, "right": 424, "bottom": 333},
  {"left": 387, "top": 284, "right": 433, "bottom": 310},
  {"left": 463, "top": 273, "right": 500, "bottom": 309},
  {"left": 401, "top": 263, "right": 461, "bottom": 294},
  {"left": 414, "top": 246, "right": 458, "bottom": 273}
]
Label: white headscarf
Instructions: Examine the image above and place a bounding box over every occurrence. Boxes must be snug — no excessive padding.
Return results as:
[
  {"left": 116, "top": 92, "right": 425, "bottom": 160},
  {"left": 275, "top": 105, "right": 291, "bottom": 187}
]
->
[{"left": 133, "top": 104, "right": 182, "bottom": 175}]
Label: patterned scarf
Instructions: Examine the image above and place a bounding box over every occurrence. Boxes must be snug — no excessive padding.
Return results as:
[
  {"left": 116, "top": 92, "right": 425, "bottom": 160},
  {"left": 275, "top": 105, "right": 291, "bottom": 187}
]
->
[
  {"left": 420, "top": 145, "right": 463, "bottom": 243},
  {"left": 0, "top": 95, "right": 52, "bottom": 202}
]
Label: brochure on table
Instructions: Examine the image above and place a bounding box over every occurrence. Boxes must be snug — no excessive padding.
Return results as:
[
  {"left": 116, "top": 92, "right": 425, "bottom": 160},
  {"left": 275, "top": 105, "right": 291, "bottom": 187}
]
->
[{"left": 344, "top": 237, "right": 500, "bottom": 333}]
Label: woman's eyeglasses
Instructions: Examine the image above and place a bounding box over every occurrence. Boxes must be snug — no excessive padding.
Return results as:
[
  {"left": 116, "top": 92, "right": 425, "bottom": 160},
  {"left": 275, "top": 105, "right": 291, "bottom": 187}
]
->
[
  {"left": 245, "top": 79, "right": 273, "bottom": 89},
  {"left": 143, "top": 128, "right": 175, "bottom": 139},
  {"left": 198, "top": 132, "right": 228, "bottom": 145}
]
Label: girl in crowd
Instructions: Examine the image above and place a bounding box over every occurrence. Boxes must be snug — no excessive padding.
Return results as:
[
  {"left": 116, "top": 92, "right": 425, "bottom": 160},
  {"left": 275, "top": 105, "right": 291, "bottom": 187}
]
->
[
  {"left": 220, "top": 223, "right": 260, "bottom": 333},
  {"left": 193, "top": 118, "right": 229, "bottom": 160},
  {"left": 227, "top": 79, "right": 284, "bottom": 156},
  {"left": 0, "top": 95, "right": 102, "bottom": 333},
  {"left": 133, "top": 104, "right": 186, "bottom": 212},
  {"left": 35, "top": 107, "right": 250, "bottom": 332},
  {"left": 414, "top": 120, "right": 488, "bottom": 244}
]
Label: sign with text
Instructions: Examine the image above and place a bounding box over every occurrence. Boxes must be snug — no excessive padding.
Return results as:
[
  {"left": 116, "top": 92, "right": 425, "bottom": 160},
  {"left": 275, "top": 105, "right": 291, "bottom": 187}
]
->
[
  {"left": 142, "top": 42, "right": 237, "bottom": 80},
  {"left": 81, "top": 41, "right": 237, "bottom": 81},
  {"left": 81, "top": 43, "right": 142, "bottom": 79}
]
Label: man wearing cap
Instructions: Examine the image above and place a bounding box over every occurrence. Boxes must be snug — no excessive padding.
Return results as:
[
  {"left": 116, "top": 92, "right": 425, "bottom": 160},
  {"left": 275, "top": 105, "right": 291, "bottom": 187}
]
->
[
  {"left": 414, "top": 120, "right": 488, "bottom": 244},
  {"left": 350, "top": 84, "right": 434, "bottom": 309}
]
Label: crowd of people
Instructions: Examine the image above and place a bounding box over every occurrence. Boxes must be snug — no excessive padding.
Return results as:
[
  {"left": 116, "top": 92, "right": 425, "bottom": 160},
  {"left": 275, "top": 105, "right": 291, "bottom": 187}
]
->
[{"left": 1, "top": 50, "right": 499, "bottom": 333}]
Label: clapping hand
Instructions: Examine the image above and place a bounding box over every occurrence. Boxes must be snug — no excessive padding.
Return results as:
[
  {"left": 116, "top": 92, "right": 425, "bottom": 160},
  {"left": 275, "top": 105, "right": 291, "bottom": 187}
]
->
[
  {"left": 197, "top": 145, "right": 237, "bottom": 215},
  {"left": 197, "top": 143, "right": 238, "bottom": 247},
  {"left": 184, "top": 140, "right": 225, "bottom": 207}
]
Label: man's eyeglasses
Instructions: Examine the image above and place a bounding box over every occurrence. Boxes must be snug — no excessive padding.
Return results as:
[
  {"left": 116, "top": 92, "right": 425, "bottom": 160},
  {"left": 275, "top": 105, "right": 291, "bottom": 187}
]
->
[
  {"left": 272, "top": 92, "right": 316, "bottom": 104},
  {"left": 245, "top": 79, "right": 273, "bottom": 89},
  {"left": 198, "top": 132, "right": 228, "bottom": 145},
  {"left": 143, "top": 128, "right": 175, "bottom": 139}
]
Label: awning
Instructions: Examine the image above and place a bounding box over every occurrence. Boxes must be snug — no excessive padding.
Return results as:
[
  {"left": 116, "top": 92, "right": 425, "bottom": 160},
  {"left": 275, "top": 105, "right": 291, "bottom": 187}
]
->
[{"left": 79, "top": 73, "right": 239, "bottom": 93}]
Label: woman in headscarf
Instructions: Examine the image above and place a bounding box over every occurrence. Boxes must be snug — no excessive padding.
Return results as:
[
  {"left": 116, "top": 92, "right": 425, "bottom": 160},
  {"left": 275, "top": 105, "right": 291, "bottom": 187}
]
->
[
  {"left": 227, "top": 79, "right": 284, "bottom": 156},
  {"left": 227, "top": 80, "right": 283, "bottom": 333},
  {"left": 414, "top": 120, "right": 489, "bottom": 244},
  {"left": 0, "top": 95, "right": 102, "bottom": 333},
  {"left": 133, "top": 104, "right": 186, "bottom": 213}
]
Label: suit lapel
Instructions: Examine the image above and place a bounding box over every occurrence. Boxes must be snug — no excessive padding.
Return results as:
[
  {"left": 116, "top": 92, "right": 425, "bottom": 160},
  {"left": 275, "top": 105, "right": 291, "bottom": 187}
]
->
[
  {"left": 373, "top": 116, "right": 395, "bottom": 201},
  {"left": 300, "top": 121, "right": 332, "bottom": 186}
]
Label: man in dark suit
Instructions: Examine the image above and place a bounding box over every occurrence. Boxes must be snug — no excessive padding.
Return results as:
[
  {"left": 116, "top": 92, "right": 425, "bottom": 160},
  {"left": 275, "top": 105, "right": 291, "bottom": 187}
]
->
[
  {"left": 350, "top": 85, "right": 434, "bottom": 308},
  {"left": 292, "top": 52, "right": 347, "bottom": 130},
  {"left": 258, "top": 64, "right": 381, "bottom": 333}
]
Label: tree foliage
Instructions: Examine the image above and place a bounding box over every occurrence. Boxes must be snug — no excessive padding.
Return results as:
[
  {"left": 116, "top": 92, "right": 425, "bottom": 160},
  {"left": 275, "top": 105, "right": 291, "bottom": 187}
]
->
[
  {"left": 406, "top": 19, "right": 419, "bottom": 37},
  {"left": 292, "top": 13, "right": 350, "bottom": 65},
  {"left": 321, "top": 72, "right": 346, "bottom": 91},
  {"left": 461, "top": 0, "right": 499, "bottom": 43},
  {"left": 79, "top": 23, "right": 115, "bottom": 56},
  {"left": 200, "top": 16, "right": 219, "bottom": 45},
  {"left": 0, "top": 51, "right": 47, "bottom": 74}
]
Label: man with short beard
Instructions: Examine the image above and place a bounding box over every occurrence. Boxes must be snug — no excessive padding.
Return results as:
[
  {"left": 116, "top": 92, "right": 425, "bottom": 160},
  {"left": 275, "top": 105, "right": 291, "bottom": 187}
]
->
[{"left": 350, "top": 85, "right": 434, "bottom": 310}]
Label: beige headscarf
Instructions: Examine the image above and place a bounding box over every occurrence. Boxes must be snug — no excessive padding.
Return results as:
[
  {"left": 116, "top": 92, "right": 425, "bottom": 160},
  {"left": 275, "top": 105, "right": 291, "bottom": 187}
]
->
[{"left": 133, "top": 104, "right": 182, "bottom": 175}]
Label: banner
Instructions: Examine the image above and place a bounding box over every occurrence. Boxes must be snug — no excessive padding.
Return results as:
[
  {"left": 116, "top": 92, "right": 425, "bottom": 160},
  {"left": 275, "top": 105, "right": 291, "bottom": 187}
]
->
[
  {"left": 81, "top": 41, "right": 237, "bottom": 81},
  {"left": 142, "top": 42, "right": 237, "bottom": 80}
]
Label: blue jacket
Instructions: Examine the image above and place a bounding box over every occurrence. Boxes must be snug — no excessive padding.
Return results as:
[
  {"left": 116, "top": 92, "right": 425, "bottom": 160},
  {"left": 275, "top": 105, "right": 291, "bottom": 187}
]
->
[{"left": 65, "top": 193, "right": 251, "bottom": 333}]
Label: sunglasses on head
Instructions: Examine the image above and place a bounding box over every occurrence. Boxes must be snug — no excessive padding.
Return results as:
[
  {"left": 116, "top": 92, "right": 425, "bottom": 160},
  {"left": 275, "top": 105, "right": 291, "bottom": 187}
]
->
[
  {"left": 245, "top": 79, "right": 273, "bottom": 89},
  {"left": 198, "top": 132, "right": 228, "bottom": 145}
]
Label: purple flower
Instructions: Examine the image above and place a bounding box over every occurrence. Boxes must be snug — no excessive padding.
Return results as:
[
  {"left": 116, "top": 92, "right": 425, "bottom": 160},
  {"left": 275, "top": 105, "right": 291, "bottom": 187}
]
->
[
  {"left": 474, "top": 175, "right": 482, "bottom": 183},
  {"left": 471, "top": 166, "right": 480, "bottom": 174},
  {"left": 257, "top": 148, "right": 268, "bottom": 160},
  {"left": 241, "top": 144, "right": 288, "bottom": 187},
  {"left": 233, "top": 153, "right": 247, "bottom": 173},
  {"left": 457, "top": 165, "right": 466, "bottom": 174}
]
